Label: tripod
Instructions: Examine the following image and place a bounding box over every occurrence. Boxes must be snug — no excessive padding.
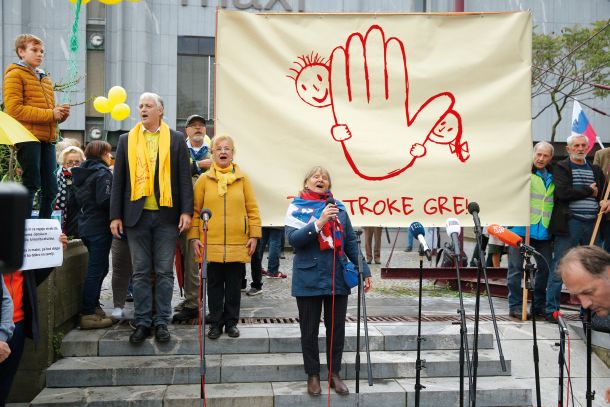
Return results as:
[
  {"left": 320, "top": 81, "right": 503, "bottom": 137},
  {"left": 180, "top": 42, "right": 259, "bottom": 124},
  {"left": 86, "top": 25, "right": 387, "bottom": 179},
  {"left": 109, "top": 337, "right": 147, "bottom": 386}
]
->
[
  {"left": 522, "top": 250, "right": 542, "bottom": 407},
  {"left": 445, "top": 242, "right": 473, "bottom": 407},
  {"left": 415, "top": 243, "right": 427, "bottom": 406},
  {"left": 556, "top": 322, "right": 567, "bottom": 407},
  {"left": 354, "top": 229, "right": 373, "bottom": 399}
]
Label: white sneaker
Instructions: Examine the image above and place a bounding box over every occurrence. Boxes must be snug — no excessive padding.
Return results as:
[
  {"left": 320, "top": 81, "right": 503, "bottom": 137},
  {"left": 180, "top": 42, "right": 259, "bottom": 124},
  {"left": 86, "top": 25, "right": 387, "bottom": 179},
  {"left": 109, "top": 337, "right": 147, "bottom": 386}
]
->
[{"left": 111, "top": 307, "right": 124, "bottom": 320}]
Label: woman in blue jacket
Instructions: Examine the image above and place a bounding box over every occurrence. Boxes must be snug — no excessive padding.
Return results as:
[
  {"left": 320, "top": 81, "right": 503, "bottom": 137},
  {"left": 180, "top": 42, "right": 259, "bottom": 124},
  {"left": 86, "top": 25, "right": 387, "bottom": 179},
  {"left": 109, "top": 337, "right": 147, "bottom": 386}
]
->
[
  {"left": 285, "top": 166, "right": 373, "bottom": 396},
  {"left": 72, "top": 140, "right": 114, "bottom": 330}
]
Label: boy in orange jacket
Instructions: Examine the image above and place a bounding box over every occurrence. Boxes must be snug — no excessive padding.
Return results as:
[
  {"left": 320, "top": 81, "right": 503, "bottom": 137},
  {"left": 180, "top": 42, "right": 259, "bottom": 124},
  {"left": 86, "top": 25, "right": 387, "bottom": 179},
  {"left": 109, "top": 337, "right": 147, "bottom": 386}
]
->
[{"left": 3, "top": 34, "right": 70, "bottom": 218}]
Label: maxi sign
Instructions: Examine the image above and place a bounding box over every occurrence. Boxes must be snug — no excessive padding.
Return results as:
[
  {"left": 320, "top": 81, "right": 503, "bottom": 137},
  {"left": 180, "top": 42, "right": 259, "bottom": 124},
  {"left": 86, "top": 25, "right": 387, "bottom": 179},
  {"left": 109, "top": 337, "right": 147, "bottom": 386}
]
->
[{"left": 182, "top": 0, "right": 306, "bottom": 12}]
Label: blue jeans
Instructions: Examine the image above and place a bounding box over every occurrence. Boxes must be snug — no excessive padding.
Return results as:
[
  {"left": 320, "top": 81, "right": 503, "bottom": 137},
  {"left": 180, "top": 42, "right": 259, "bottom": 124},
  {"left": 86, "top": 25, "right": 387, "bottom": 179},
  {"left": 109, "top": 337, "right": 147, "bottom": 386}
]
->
[
  {"left": 259, "top": 227, "right": 284, "bottom": 273},
  {"left": 507, "top": 239, "right": 552, "bottom": 313},
  {"left": 126, "top": 211, "right": 179, "bottom": 327},
  {"left": 81, "top": 233, "right": 113, "bottom": 315},
  {"left": 546, "top": 218, "right": 596, "bottom": 315},
  {"left": 16, "top": 141, "right": 58, "bottom": 218},
  {"left": 406, "top": 229, "right": 414, "bottom": 250}
]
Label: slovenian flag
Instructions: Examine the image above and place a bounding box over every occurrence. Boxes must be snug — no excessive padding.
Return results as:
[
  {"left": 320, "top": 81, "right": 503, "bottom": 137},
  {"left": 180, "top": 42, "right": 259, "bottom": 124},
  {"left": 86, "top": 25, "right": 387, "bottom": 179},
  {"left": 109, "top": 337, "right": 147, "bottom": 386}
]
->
[{"left": 572, "top": 100, "right": 599, "bottom": 153}]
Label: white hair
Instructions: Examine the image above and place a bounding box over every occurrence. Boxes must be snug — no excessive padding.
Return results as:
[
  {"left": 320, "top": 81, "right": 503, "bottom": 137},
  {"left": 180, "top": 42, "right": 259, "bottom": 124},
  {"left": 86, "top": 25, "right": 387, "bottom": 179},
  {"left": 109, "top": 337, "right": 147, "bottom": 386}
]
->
[
  {"left": 533, "top": 141, "right": 554, "bottom": 156},
  {"left": 139, "top": 92, "right": 164, "bottom": 109},
  {"left": 566, "top": 134, "right": 588, "bottom": 146}
]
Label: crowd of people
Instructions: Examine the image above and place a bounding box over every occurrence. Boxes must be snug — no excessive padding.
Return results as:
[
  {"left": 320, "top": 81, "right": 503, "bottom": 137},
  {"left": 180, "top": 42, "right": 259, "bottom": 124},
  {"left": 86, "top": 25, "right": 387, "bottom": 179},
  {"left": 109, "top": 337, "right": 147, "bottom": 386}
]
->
[{"left": 2, "top": 32, "right": 610, "bottom": 402}]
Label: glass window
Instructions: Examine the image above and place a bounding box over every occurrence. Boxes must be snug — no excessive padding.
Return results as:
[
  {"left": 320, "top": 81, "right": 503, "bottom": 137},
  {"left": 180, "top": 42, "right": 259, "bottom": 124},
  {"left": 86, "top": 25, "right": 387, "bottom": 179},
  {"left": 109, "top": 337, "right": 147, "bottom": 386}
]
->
[{"left": 177, "top": 54, "right": 215, "bottom": 124}]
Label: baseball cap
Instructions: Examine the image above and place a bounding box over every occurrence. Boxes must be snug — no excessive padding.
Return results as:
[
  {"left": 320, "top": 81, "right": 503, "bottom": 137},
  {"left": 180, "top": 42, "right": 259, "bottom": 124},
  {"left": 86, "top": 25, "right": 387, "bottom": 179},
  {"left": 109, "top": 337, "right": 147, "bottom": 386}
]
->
[{"left": 185, "top": 114, "right": 207, "bottom": 127}]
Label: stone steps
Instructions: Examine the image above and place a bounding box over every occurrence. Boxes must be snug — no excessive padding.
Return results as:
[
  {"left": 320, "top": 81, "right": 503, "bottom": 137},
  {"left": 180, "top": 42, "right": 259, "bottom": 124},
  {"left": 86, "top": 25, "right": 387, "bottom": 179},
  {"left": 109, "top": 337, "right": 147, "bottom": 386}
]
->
[
  {"left": 60, "top": 323, "right": 494, "bottom": 357},
  {"left": 45, "top": 349, "right": 509, "bottom": 388},
  {"left": 31, "top": 377, "right": 531, "bottom": 406}
]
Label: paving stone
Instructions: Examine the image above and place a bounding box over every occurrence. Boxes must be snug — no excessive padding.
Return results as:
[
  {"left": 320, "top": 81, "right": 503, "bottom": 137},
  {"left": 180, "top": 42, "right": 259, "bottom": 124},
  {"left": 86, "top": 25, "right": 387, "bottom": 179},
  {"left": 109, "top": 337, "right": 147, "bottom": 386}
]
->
[
  {"left": 165, "top": 383, "right": 273, "bottom": 407},
  {"left": 342, "top": 349, "right": 510, "bottom": 379},
  {"left": 30, "top": 386, "right": 166, "bottom": 406},
  {"left": 60, "top": 329, "right": 104, "bottom": 357},
  {"left": 272, "top": 379, "right": 406, "bottom": 407},
  {"left": 46, "top": 355, "right": 221, "bottom": 387},
  {"left": 396, "top": 377, "right": 531, "bottom": 406},
  {"left": 221, "top": 353, "right": 335, "bottom": 383},
  {"left": 375, "top": 323, "right": 494, "bottom": 350},
  {"left": 98, "top": 326, "right": 269, "bottom": 356}
]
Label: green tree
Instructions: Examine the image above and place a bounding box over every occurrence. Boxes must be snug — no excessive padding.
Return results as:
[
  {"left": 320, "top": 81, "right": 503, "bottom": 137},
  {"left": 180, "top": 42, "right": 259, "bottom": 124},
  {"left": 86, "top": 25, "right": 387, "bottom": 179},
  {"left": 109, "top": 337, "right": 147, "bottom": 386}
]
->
[{"left": 532, "top": 20, "right": 610, "bottom": 141}]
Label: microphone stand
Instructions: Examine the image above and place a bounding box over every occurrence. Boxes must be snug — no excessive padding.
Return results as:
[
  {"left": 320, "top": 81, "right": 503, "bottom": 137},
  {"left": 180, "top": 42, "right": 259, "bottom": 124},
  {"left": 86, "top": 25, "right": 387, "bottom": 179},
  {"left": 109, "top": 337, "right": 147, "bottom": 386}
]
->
[
  {"left": 199, "top": 216, "right": 210, "bottom": 407},
  {"left": 583, "top": 309, "right": 595, "bottom": 406},
  {"left": 446, "top": 242, "right": 473, "bottom": 407},
  {"left": 556, "top": 324, "right": 567, "bottom": 407},
  {"left": 415, "top": 242, "right": 427, "bottom": 406},
  {"left": 522, "top": 250, "right": 542, "bottom": 407},
  {"left": 354, "top": 229, "right": 373, "bottom": 399},
  {"left": 470, "top": 225, "right": 507, "bottom": 406}
]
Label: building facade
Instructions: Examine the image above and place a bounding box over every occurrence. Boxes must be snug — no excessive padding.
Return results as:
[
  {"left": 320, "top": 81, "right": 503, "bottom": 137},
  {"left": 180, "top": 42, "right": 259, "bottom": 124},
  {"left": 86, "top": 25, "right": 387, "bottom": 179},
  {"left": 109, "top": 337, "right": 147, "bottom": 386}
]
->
[{"left": 1, "top": 0, "right": 608, "bottom": 147}]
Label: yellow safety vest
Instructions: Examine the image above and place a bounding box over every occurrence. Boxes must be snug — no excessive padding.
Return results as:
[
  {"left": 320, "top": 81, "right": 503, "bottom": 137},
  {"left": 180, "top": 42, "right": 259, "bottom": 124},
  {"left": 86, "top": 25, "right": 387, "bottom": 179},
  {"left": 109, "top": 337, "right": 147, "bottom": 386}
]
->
[{"left": 530, "top": 173, "right": 554, "bottom": 228}]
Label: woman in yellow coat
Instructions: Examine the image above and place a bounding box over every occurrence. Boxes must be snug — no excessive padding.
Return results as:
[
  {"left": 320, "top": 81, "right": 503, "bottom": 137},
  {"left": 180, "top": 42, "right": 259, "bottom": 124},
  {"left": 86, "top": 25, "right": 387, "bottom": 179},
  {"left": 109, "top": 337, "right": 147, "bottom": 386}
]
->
[{"left": 189, "top": 135, "right": 261, "bottom": 339}]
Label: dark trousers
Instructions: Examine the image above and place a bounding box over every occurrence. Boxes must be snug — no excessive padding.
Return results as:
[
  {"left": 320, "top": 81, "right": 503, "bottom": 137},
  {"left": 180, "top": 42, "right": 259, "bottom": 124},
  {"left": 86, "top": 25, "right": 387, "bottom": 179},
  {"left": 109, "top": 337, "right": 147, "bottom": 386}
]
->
[
  {"left": 507, "top": 239, "right": 552, "bottom": 313},
  {"left": 0, "top": 321, "right": 25, "bottom": 405},
  {"left": 16, "top": 141, "right": 58, "bottom": 219},
  {"left": 208, "top": 262, "right": 244, "bottom": 328},
  {"left": 82, "top": 233, "right": 113, "bottom": 315},
  {"left": 296, "top": 295, "right": 348, "bottom": 376},
  {"left": 249, "top": 250, "right": 263, "bottom": 290}
]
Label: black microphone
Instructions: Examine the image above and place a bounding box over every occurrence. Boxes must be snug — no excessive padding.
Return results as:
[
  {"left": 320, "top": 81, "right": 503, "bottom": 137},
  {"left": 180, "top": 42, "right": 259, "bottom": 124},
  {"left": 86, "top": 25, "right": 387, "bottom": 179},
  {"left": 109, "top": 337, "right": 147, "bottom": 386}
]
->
[
  {"left": 325, "top": 197, "right": 338, "bottom": 225},
  {"left": 200, "top": 208, "right": 212, "bottom": 222},
  {"left": 446, "top": 218, "right": 462, "bottom": 261},
  {"left": 553, "top": 311, "right": 570, "bottom": 335},
  {"left": 467, "top": 202, "right": 481, "bottom": 232},
  {"left": 410, "top": 222, "right": 431, "bottom": 261}
]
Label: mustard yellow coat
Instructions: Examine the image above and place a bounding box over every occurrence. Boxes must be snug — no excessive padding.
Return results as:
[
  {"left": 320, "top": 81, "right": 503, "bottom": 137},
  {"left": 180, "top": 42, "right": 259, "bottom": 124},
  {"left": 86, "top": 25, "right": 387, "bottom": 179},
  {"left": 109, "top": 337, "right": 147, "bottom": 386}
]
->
[
  {"left": 3, "top": 64, "right": 58, "bottom": 142},
  {"left": 188, "top": 164, "right": 262, "bottom": 263}
]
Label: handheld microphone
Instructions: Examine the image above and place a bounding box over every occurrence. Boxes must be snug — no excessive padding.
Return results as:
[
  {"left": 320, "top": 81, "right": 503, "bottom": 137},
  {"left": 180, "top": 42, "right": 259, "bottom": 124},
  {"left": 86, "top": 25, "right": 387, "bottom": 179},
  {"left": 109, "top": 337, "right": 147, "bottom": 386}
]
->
[
  {"left": 410, "top": 222, "right": 431, "bottom": 261},
  {"left": 445, "top": 218, "right": 462, "bottom": 261},
  {"left": 200, "top": 208, "right": 212, "bottom": 222},
  {"left": 325, "top": 197, "right": 338, "bottom": 225},
  {"left": 467, "top": 202, "right": 482, "bottom": 232},
  {"left": 553, "top": 311, "right": 570, "bottom": 335},
  {"left": 487, "top": 225, "right": 540, "bottom": 255}
]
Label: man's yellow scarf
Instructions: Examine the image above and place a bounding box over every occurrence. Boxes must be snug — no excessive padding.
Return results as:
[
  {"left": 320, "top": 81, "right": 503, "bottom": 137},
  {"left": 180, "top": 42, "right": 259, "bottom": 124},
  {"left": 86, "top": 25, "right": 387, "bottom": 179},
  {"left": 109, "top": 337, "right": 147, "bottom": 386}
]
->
[
  {"left": 213, "top": 163, "right": 237, "bottom": 196},
  {"left": 128, "top": 121, "right": 173, "bottom": 207}
]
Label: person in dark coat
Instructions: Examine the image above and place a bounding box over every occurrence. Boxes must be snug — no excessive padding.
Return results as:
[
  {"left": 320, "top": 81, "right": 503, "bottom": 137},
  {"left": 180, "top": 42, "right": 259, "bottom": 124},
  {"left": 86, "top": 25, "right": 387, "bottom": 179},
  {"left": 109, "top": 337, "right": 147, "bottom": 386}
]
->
[
  {"left": 284, "top": 166, "right": 373, "bottom": 396},
  {"left": 72, "top": 140, "right": 114, "bottom": 329}
]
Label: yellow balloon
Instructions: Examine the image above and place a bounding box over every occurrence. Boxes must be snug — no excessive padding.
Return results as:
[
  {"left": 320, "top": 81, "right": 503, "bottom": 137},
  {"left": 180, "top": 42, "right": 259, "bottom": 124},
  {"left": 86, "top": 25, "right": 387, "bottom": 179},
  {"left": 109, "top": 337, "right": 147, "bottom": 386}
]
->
[
  {"left": 111, "top": 103, "right": 130, "bottom": 121},
  {"left": 69, "top": 0, "right": 92, "bottom": 4},
  {"left": 108, "top": 86, "right": 127, "bottom": 105},
  {"left": 98, "top": 0, "right": 123, "bottom": 4},
  {"left": 93, "top": 96, "right": 112, "bottom": 114}
]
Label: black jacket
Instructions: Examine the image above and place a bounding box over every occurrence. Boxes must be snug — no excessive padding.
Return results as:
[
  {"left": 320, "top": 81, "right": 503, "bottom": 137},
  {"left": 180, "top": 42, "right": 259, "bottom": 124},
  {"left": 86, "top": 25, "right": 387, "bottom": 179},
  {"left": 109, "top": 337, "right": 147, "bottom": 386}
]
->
[
  {"left": 549, "top": 157, "right": 605, "bottom": 236},
  {"left": 72, "top": 158, "right": 112, "bottom": 238},
  {"left": 109, "top": 129, "right": 194, "bottom": 227}
]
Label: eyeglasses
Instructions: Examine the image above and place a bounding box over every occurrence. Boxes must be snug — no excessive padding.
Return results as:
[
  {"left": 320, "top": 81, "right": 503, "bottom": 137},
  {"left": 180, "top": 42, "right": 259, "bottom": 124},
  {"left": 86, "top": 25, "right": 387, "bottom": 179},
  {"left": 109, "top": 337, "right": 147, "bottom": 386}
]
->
[
  {"left": 65, "top": 160, "right": 81, "bottom": 166},
  {"left": 214, "top": 147, "right": 233, "bottom": 153}
]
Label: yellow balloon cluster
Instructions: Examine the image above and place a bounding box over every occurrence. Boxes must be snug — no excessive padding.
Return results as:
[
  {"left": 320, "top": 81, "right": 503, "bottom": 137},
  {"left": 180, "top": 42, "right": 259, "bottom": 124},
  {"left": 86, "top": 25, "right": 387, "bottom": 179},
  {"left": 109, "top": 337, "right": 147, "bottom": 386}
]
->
[
  {"left": 69, "top": 0, "right": 141, "bottom": 4},
  {"left": 93, "top": 86, "right": 131, "bottom": 121}
]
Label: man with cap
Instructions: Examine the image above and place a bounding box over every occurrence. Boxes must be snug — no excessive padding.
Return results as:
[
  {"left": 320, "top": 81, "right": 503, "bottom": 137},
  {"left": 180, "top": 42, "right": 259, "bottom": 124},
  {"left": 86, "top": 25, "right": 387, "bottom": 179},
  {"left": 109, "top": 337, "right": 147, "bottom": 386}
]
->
[{"left": 173, "top": 114, "right": 212, "bottom": 322}]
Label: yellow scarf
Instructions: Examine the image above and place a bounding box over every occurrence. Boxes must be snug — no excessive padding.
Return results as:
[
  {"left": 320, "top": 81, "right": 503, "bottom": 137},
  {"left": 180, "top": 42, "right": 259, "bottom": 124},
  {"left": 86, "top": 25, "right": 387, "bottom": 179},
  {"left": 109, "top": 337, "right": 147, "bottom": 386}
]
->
[
  {"left": 128, "top": 121, "right": 173, "bottom": 207},
  {"left": 213, "top": 163, "right": 237, "bottom": 196}
]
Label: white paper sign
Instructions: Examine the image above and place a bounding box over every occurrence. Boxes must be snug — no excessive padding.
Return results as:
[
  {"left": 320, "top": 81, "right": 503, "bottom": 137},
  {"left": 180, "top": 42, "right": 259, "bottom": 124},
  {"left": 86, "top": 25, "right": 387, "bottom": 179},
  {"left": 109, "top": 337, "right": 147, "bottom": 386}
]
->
[{"left": 21, "top": 219, "right": 63, "bottom": 271}]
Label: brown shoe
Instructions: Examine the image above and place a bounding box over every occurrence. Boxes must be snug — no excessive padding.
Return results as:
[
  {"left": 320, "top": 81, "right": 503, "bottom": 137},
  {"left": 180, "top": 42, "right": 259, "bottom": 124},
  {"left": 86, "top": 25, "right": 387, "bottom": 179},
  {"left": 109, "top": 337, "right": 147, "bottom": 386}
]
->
[
  {"left": 307, "top": 374, "right": 321, "bottom": 396},
  {"left": 329, "top": 372, "right": 349, "bottom": 395}
]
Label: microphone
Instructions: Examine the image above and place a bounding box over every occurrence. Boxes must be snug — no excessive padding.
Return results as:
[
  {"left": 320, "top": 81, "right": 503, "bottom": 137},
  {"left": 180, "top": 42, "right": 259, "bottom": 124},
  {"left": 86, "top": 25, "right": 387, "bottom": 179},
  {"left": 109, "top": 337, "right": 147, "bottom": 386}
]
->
[
  {"left": 445, "top": 218, "right": 462, "bottom": 261},
  {"left": 200, "top": 208, "right": 212, "bottom": 222},
  {"left": 553, "top": 311, "right": 570, "bottom": 335},
  {"left": 326, "top": 197, "right": 335, "bottom": 206},
  {"left": 410, "top": 222, "right": 431, "bottom": 261},
  {"left": 467, "top": 202, "right": 481, "bottom": 232},
  {"left": 486, "top": 225, "right": 540, "bottom": 255}
]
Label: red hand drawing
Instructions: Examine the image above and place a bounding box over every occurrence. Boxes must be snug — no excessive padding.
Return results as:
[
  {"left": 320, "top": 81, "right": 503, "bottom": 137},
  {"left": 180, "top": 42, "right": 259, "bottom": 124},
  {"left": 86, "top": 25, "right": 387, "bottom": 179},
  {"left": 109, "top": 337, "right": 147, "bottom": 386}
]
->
[{"left": 288, "top": 25, "right": 469, "bottom": 180}]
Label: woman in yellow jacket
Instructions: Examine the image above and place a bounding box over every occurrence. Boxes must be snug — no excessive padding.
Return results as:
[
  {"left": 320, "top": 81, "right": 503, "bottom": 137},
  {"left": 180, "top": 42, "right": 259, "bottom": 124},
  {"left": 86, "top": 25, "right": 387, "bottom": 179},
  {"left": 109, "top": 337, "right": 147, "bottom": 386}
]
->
[{"left": 189, "top": 135, "right": 261, "bottom": 339}]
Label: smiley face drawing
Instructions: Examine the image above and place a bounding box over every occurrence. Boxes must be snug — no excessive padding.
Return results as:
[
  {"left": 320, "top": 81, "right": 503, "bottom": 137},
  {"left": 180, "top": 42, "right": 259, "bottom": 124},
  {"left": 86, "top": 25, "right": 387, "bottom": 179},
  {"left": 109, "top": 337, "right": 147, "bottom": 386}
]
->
[{"left": 288, "top": 53, "right": 331, "bottom": 108}]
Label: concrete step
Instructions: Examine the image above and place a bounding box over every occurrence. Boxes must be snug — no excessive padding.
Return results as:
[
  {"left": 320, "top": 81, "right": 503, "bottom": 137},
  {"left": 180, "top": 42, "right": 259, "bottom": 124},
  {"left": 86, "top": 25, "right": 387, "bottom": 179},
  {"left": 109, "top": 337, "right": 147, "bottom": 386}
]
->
[
  {"left": 32, "top": 377, "right": 531, "bottom": 406},
  {"left": 60, "top": 323, "right": 494, "bottom": 357},
  {"left": 46, "top": 349, "right": 509, "bottom": 388}
]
